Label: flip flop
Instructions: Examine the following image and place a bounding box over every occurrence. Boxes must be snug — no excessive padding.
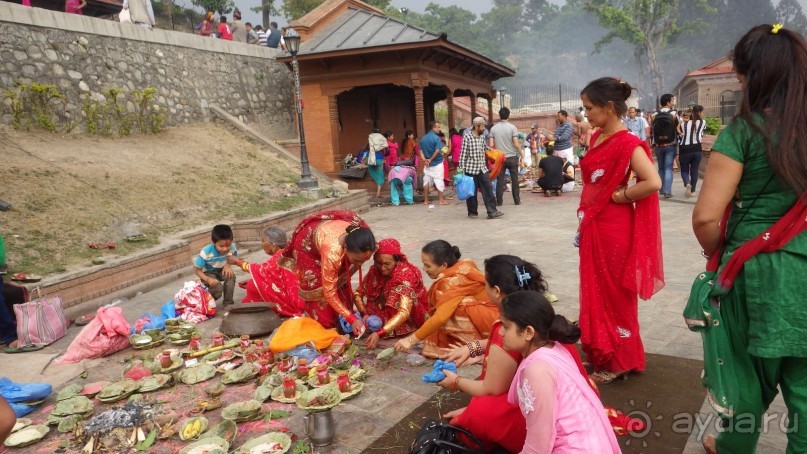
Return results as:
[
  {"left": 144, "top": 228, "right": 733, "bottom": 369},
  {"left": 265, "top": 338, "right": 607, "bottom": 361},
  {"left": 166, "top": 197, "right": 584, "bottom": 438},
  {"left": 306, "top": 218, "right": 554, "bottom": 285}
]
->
[
  {"left": 11, "top": 272, "right": 41, "bottom": 283},
  {"left": 4, "top": 344, "right": 46, "bottom": 354}
]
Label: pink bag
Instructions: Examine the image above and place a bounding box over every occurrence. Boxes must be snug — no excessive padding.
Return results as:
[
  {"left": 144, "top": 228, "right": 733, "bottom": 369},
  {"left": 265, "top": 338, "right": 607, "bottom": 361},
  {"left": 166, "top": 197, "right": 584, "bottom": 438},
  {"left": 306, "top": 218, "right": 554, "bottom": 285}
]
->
[
  {"left": 14, "top": 289, "right": 69, "bottom": 347},
  {"left": 56, "top": 307, "right": 131, "bottom": 364}
]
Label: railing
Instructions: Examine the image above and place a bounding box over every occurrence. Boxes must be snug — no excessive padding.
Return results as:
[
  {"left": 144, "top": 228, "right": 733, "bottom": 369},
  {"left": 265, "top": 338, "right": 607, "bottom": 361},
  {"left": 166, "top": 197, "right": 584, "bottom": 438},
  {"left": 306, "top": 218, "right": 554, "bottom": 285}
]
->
[{"left": 493, "top": 83, "right": 584, "bottom": 115}]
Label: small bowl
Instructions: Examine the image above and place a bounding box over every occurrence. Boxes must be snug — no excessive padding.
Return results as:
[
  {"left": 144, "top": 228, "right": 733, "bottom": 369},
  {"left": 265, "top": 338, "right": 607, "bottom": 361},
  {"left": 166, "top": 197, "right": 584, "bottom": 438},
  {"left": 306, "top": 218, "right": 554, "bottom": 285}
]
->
[{"left": 203, "top": 383, "right": 226, "bottom": 397}]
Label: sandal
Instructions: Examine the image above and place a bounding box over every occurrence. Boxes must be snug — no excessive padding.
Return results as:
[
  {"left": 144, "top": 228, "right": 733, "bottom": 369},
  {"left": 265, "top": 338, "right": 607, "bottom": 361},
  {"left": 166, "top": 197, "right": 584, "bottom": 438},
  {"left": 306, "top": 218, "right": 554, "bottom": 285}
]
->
[
  {"left": 5, "top": 344, "right": 46, "bottom": 354},
  {"left": 589, "top": 370, "right": 629, "bottom": 384}
]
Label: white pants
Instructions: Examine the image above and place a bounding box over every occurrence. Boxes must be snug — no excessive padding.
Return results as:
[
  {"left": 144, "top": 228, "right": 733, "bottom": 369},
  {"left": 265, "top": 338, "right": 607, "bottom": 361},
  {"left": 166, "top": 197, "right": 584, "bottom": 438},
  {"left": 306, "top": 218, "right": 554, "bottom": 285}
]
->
[
  {"left": 556, "top": 146, "right": 575, "bottom": 166},
  {"left": 422, "top": 164, "right": 445, "bottom": 192}
]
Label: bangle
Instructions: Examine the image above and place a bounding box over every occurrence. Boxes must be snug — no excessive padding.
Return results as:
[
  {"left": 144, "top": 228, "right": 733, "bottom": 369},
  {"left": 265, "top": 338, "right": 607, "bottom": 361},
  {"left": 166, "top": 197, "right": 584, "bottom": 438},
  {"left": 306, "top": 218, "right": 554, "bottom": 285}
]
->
[
  {"left": 466, "top": 342, "right": 475, "bottom": 357},
  {"left": 454, "top": 375, "right": 462, "bottom": 391},
  {"left": 623, "top": 187, "right": 634, "bottom": 202},
  {"left": 701, "top": 250, "right": 711, "bottom": 259}
]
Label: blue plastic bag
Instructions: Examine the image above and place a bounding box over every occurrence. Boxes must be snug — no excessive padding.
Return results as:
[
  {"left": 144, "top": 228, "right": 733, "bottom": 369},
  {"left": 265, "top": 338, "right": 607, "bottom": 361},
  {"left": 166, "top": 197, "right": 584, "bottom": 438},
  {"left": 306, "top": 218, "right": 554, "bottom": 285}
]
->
[
  {"left": 281, "top": 341, "right": 320, "bottom": 363},
  {"left": 421, "top": 360, "right": 458, "bottom": 383},
  {"left": 130, "top": 312, "right": 166, "bottom": 334},
  {"left": 0, "top": 377, "right": 52, "bottom": 403},
  {"left": 454, "top": 173, "right": 476, "bottom": 201},
  {"left": 161, "top": 300, "right": 177, "bottom": 319}
]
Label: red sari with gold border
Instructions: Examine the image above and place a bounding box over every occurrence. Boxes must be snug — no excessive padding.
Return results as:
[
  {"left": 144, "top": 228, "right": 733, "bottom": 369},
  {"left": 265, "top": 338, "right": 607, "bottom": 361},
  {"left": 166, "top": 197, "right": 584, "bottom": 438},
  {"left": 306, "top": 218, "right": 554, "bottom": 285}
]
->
[
  {"left": 282, "top": 210, "right": 369, "bottom": 328},
  {"left": 360, "top": 259, "right": 429, "bottom": 337},
  {"left": 241, "top": 251, "right": 304, "bottom": 318},
  {"left": 577, "top": 130, "right": 664, "bottom": 373}
]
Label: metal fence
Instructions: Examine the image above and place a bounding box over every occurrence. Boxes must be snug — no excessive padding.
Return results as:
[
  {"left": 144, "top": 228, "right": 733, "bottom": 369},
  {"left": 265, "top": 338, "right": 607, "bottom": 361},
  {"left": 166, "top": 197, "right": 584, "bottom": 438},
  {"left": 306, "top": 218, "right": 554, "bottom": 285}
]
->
[
  {"left": 496, "top": 83, "right": 584, "bottom": 115},
  {"left": 698, "top": 91, "right": 739, "bottom": 125}
]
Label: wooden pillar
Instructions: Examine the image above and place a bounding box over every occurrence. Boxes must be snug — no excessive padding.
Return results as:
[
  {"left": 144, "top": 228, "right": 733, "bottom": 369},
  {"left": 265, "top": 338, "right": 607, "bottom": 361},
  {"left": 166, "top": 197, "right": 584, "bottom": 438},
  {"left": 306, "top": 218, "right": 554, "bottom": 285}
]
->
[
  {"left": 446, "top": 90, "right": 455, "bottom": 129},
  {"left": 414, "top": 85, "right": 425, "bottom": 139},
  {"left": 328, "top": 95, "right": 340, "bottom": 163},
  {"left": 487, "top": 97, "right": 493, "bottom": 125},
  {"left": 470, "top": 94, "right": 477, "bottom": 121}
]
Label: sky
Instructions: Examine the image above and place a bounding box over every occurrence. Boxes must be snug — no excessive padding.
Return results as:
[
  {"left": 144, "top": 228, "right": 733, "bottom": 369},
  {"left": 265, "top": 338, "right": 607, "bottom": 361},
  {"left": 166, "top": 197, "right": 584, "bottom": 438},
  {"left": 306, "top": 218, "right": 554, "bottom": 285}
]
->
[{"left": 193, "top": 0, "right": 807, "bottom": 33}]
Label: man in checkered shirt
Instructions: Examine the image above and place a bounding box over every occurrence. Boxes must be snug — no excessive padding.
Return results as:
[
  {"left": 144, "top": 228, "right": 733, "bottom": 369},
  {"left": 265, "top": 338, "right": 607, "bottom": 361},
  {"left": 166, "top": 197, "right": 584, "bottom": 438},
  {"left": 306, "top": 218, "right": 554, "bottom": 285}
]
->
[{"left": 460, "top": 116, "right": 504, "bottom": 219}]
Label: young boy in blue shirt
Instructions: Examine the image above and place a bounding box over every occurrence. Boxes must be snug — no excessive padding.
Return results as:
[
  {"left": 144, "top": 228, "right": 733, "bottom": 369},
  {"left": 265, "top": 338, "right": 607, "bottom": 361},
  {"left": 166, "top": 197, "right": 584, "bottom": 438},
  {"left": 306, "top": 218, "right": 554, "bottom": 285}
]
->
[{"left": 193, "top": 224, "right": 238, "bottom": 306}]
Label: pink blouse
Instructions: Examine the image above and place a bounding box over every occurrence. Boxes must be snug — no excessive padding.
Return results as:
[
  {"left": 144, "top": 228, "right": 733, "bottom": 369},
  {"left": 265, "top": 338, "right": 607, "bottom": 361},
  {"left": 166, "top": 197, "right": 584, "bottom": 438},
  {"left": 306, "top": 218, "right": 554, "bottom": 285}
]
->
[
  {"left": 65, "top": 0, "right": 83, "bottom": 14},
  {"left": 508, "top": 344, "right": 619, "bottom": 454}
]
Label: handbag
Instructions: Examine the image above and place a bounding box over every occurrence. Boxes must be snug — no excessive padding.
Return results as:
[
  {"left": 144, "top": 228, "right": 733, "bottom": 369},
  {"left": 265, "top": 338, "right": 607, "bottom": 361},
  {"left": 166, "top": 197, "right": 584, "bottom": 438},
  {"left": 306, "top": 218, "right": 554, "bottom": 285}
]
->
[
  {"left": 683, "top": 179, "right": 807, "bottom": 417},
  {"left": 14, "top": 288, "right": 69, "bottom": 347},
  {"left": 409, "top": 419, "right": 484, "bottom": 454}
]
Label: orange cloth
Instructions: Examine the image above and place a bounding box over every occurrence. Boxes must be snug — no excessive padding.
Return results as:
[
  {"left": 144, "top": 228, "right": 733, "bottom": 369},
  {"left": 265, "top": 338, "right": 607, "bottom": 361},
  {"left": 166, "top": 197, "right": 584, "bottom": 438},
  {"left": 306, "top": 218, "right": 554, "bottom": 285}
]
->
[
  {"left": 486, "top": 149, "right": 506, "bottom": 179},
  {"left": 269, "top": 317, "right": 339, "bottom": 353},
  {"left": 414, "top": 260, "right": 499, "bottom": 358}
]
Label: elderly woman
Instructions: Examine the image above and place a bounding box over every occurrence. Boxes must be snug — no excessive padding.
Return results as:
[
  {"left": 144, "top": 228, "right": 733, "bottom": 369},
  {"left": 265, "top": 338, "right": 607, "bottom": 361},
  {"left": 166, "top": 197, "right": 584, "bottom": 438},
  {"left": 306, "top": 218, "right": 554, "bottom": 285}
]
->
[
  {"left": 353, "top": 239, "right": 428, "bottom": 349},
  {"left": 228, "top": 226, "right": 303, "bottom": 318},
  {"left": 394, "top": 240, "right": 498, "bottom": 358},
  {"left": 282, "top": 210, "right": 376, "bottom": 331}
]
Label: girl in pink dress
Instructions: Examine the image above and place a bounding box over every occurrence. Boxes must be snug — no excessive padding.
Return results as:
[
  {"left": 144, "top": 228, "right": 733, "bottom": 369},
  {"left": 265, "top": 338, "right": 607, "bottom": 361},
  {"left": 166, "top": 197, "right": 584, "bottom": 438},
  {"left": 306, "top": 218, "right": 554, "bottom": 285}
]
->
[{"left": 501, "top": 291, "right": 620, "bottom": 453}]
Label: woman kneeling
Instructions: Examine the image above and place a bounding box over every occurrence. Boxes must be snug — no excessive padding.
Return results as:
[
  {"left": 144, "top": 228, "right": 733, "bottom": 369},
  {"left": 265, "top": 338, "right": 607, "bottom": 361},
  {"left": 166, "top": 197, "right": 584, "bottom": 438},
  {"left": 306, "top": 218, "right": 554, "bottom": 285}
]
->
[{"left": 394, "top": 240, "right": 498, "bottom": 358}]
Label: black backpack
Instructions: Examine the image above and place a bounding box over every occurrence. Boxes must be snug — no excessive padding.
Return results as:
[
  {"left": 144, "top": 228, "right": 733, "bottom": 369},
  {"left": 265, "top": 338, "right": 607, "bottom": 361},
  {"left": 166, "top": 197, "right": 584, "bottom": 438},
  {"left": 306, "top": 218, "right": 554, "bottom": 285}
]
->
[
  {"left": 652, "top": 111, "right": 677, "bottom": 144},
  {"left": 409, "top": 419, "right": 484, "bottom": 454}
]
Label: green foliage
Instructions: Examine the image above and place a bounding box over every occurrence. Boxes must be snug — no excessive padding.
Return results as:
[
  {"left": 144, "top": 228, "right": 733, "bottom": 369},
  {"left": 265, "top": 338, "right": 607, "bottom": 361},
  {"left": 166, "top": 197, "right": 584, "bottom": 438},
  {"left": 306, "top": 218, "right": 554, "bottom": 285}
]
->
[
  {"left": 776, "top": 0, "right": 807, "bottom": 35},
  {"left": 190, "top": 0, "right": 234, "bottom": 15},
  {"left": 585, "top": 0, "right": 713, "bottom": 97},
  {"left": 2, "top": 83, "right": 63, "bottom": 132},
  {"left": 131, "top": 88, "right": 164, "bottom": 134},
  {"left": 280, "top": 0, "right": 389, "bottom": 20},
  {"left": 3, "top": 82, "right": 164, "bottom": 136},
  {"left": 704, "top": 116, "right": 721, "bottom": 135}
]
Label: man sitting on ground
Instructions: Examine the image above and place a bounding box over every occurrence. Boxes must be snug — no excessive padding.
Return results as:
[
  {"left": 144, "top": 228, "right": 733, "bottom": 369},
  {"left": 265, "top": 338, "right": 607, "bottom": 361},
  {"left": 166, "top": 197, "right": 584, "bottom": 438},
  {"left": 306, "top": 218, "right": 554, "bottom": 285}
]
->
[{"left": 537, "top": 142, "right": 566, "bottom": 197}]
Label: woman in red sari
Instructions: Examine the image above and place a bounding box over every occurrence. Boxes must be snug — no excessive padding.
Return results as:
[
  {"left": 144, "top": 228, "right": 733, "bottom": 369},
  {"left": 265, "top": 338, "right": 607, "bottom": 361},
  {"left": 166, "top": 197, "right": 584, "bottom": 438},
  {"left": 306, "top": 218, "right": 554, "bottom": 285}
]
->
[
  {"left": 282, "top": 210, "right": 376, "bottom": 332},
  {"left": 228, "top": 227, "right": 304, "bottom": 317},
  {"left": 353, "top": 238, "right": 429, "bottom": 349},
  {"left": 578, "top": 77, "right": 664, "bottom": 383}
]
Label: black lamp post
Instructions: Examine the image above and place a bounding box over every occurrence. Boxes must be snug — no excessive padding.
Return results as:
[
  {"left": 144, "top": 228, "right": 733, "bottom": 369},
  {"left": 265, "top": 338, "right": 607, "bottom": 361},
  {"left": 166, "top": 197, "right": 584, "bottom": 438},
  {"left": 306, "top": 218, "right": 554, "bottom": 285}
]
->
[
  {"left": 499, "top": 87, "right": 507, "bottom": 109},
  {"left": 285, "top": 28, "right": 318, "bottom": 190}
]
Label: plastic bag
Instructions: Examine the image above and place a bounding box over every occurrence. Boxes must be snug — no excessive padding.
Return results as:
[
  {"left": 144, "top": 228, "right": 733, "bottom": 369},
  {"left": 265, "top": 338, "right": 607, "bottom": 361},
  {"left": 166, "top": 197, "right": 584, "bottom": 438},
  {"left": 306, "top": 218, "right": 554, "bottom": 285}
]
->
[
  {"left": 0, "top": 377, "right": 52, "bottom": 404},
  {"left": 161, "top": 300, "right": 177, "bottom": 319},
  {"left": 454, "top": 173, "right": 476, "bottom": 201},
  {"left": 174, "top": 281, "right": 216, "bottom": 323},
  {"left": 130, "top": 312, "right": 166, "bottom": 334},
  {"left": 281, "top": 341, "right": 320, "bottom": 363},
  {"left": 56, "top": 307, "right": 131, "bottom": 364}
]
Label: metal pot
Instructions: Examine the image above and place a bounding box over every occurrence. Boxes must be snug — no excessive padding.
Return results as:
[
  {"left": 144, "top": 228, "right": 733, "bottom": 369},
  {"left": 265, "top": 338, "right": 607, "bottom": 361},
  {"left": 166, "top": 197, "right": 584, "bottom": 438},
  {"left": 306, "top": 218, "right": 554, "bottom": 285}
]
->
[
  {"left": 218, "top": 302, "right": 281, "bottom": 337},
  {"left": 303, "top": 409, "right": 335, "bottom": 446}
]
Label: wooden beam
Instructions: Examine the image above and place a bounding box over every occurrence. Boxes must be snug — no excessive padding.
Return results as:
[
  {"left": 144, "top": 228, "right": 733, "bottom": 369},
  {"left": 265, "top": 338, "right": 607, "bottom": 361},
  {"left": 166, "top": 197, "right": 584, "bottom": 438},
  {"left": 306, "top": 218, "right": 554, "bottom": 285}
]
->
[
  {"left": 435, "top": 53, "right": 452, "bottom": 67},
  {"left": 356, "top": 54, "right": 365, "bottom": 66},
  {"left": 419, "top": 49, "right": 435, "bottom": 63},
  {"left": 448, "top": 56, "right": 464, "bottom": 70},
  {"left": 394, "top": 51, "right": 405, "bottom": 63},
  {"left": 320, "top": 59, "right": 331, "bottom": 70}
]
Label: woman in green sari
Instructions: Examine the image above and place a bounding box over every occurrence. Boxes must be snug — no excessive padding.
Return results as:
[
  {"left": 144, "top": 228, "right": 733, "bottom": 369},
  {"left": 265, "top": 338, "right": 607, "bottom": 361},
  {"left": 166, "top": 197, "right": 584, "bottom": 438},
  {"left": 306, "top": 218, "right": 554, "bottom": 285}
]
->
[{"left": 692, "top": 24, "right": 807, "bottom": 454}]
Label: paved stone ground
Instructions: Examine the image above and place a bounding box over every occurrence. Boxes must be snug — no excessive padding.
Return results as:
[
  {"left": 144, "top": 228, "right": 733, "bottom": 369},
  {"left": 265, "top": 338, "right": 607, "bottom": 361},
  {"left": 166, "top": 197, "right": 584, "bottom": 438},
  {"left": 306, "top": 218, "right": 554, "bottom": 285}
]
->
[{"left": 1, "top": 181, "right": 791, "bottom": 453}]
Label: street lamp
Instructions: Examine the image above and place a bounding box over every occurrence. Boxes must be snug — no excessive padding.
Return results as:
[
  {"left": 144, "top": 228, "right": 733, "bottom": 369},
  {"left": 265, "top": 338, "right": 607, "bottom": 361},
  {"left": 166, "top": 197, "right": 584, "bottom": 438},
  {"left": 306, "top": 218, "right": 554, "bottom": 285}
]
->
[
  {"left": 498, "top": 87, "right": 507, "bottom": 109},
  {"left": 285, "top": 28, "right": 318, "bottom": 190}
]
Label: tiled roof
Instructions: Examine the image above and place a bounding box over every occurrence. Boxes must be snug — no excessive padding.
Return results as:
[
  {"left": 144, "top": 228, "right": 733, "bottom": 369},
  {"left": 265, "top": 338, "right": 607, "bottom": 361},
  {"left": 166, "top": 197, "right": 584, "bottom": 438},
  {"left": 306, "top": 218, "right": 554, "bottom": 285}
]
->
[{"left": 298, "top": 7, "right": 441, "bottom": 55}]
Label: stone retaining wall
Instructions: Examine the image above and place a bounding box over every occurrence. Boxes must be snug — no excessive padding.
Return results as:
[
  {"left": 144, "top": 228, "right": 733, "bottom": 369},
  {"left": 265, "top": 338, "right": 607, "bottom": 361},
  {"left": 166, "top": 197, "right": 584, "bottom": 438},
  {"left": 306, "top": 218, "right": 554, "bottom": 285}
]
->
[{"left": 0, "top": 3, "right": 294, "bottom": 129}]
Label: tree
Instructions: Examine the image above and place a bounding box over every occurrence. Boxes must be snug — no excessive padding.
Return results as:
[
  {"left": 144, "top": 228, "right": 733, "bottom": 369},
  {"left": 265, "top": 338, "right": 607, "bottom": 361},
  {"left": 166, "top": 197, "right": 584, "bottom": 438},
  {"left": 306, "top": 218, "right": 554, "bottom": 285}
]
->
[
  {"left": 280, "top": 0, "right": 391, "bottom": 21},
  {"left": 189, "top": 0, "right": 233, "bottom": 14},
  {"left": 251, "top": 0, "right": 278, "bottom": 27},
  {"left": 586, "top": 0, "right": 712, "bottom": 98},
  {"left": 776, "top": 0, "right": 807, "bottom": 35}
]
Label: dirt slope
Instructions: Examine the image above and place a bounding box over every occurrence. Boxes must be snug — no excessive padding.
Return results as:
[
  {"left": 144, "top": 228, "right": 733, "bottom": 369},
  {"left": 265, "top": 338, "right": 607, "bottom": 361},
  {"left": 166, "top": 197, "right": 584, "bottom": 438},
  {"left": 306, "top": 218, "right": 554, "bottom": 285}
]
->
[{"left": 0, "top": 123, "right": 306, "bottom": 276}]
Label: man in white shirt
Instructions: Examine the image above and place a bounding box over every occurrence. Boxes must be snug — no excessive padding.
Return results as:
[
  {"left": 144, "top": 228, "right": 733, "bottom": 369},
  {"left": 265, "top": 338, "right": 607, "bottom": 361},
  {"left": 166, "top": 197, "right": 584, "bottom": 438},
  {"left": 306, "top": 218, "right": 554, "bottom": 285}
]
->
[{"left": 122, "top": 0, "right": 155, "bottom": 28}]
